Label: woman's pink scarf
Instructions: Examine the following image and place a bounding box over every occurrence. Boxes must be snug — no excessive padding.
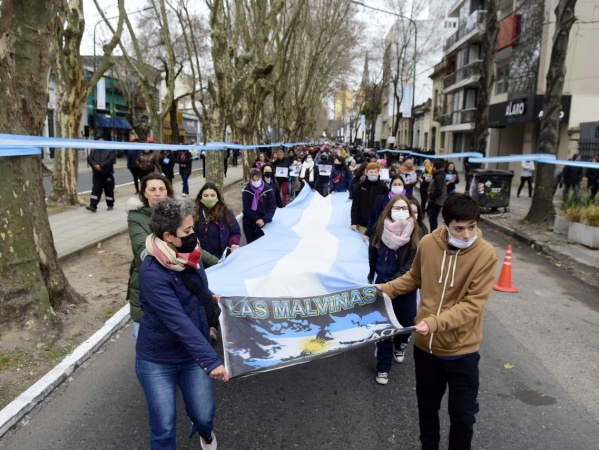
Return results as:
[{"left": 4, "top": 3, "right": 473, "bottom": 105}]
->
[{"left": 381, "top": 218, "right": 414, "bottom": 250}]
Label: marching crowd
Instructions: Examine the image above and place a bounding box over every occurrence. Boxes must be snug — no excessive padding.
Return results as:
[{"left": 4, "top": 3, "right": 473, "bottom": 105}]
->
[{"left": 83, "top": 140, "right": 497, "bottom": 450}]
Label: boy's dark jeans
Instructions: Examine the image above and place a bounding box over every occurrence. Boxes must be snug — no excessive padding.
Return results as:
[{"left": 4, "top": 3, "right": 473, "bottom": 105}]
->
[{"left": 414, "top": 346, "right": 480, "bottom": 450}]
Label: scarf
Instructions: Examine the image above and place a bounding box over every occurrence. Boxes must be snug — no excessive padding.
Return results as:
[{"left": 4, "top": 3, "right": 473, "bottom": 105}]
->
[
  {"left": 250, "top": 180, "right": 265, "bottom": 211},
  {"left": 145, "top": 234, "right": 201, "bottom": 271},
  {"left": 300, "top": 160, "right": 315, "bottom": 182},
  {"left": 381, "top": 217, "right": 414, "bottom": 250}
]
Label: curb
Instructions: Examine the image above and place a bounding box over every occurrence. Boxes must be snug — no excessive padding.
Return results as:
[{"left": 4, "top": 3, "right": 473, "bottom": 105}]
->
[
  {"left": 0, "top": 304, "right": 131, "bottom": 438},
  {"left": 0, "top": 171, "right": 246, "bottom": 437},
  {"left": 479, "top": 216, "right": 599, "bottom": 288}
]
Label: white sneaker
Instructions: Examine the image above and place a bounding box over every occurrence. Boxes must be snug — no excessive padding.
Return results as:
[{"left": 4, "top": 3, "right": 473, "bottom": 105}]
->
[
  {"left": 394, "top": 343, "right": 407, "bottom": 363},
  {"left": 200, "top": 432, "right": 217, "bottom": 450},
  {"left": 182, "top": 193, "right": 188, "bottom": 197},
  {"left": 375, "top": 372, "right": 389, "bottom": 385}
]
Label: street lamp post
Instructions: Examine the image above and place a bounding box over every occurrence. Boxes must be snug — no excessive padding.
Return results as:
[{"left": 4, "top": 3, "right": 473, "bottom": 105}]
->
[{"left": 351, "top": 1, "right": 417, "bottom": 148}]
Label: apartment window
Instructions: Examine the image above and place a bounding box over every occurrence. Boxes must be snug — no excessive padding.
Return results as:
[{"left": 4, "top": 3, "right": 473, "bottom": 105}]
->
[
  {"left": 424, "top": 132, "right": 429, "bottom": 148},
  {"left": 496, "top": 65, "right": 509, "bottom": 94}
]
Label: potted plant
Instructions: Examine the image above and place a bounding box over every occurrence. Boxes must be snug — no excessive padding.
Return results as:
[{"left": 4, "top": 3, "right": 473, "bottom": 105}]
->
[{"left": 565, "top": 189, "right": 599, "bottom": 248}]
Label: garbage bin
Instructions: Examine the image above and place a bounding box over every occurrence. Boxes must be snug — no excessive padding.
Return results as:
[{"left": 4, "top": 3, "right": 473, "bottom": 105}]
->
[{"left": 467, "top": 169, "right": 514, "bottom": 212}]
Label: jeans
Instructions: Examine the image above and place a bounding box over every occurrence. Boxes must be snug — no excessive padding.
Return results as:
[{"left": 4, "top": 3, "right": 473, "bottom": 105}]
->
[
  {"left": 180, "top": 171, "right": 190, "bottom": 195},
  {"left": 136, "top": 356, "right": 215, "bottom": 450},
  {"left": 414, "top": 346, "right": 480, "bottom": 450},
  {"left": 376, "top": 291, "right": 417, "bottom": 373},
  {"left": 517, "top": 176, "right": 533, "bottom": 197}
]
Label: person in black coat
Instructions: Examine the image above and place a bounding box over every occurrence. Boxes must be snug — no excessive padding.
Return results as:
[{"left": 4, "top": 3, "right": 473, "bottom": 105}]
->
[
  {"left": 127, "top": 143, "right": 143, "bottom": 194},
  {"left": 86, "top": 139, "right": 116, "bottom": 212},
  {"left": 242, "top": 168, "right": 277, "bottom": 244},
  {"left": 562, "top": 154, "right": 582, "bottom": 199},
  {"left": 351, "top": 162, "right": 389, "bottom": 234},
  {"left": 586, "top": 157, "right": 599, "bottom": 199},
  {"left": 158, "top": 150, "right": 176, "bottom": 185}
]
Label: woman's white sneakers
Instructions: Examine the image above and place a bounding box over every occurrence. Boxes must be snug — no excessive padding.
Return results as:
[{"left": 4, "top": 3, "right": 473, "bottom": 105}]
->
[{"left": 200, "top": 432, "right": 217, "bottom": 450}]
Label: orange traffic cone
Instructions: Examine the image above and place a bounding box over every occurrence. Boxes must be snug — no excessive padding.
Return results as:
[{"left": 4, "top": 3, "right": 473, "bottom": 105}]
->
[{"left": 494, "top": 244, "right": 519, "bottom": 293}]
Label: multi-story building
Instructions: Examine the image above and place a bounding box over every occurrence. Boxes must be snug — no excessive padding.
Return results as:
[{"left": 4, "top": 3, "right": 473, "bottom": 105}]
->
[
  {"left": 438, "top": 0, "right": 487, "bottom": 160},
  {"left": 435, "top": 0, "right": 599, "bottom": 174},
  {"left": 487, "top": 0, "right": 599, "bottom": 174}
]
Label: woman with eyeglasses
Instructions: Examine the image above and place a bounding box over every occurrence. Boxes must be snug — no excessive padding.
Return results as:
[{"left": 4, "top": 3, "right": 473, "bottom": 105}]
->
[{"left": 367, "top": 194, "right": 420, "bottom": 386}]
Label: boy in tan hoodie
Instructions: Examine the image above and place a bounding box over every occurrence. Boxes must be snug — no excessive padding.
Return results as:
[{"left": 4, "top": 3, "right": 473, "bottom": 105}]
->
[{"left": 376, "top": 193, "right": 498, "bottom": 450}]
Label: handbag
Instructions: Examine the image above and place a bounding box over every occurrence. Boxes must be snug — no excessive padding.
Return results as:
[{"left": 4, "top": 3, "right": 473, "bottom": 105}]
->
[{"left": 178, "top": 272, "right": 221, "bottom": 327}]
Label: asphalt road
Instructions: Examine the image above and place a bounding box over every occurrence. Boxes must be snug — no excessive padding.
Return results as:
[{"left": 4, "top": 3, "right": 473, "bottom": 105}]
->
[
  {"left": 43, "top": 165, "right": 133, "bottom": 196},
  {"left": 1, "top": 225, "right": 599, "bottom": 449}
]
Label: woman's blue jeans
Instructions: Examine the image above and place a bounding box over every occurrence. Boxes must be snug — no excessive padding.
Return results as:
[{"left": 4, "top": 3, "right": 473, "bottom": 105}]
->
[
  {"left": 180, "top": 171, "right": 190, "bottom": 195},
  {"left": 136, "top": 355, "right": 214, "bottom": 449}
]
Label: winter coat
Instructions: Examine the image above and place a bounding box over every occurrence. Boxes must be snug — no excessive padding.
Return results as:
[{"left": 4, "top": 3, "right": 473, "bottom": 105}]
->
[
  {"left": 241, "top": 183, "right": 277, "bottom": 227},
  {"left": 521, "top": 161, "right": 535, "bottom": 178},
  {"left": 368, "top": 223, "right": 417, "bottom": 283},
  {"left": 445, "top": 169, "right": 459, "bottom": 194},
  {"left": 562, "top": 164, "right": 582, "bottom": 185},
  {"left": 329, "top": 166, "right": 352, "bottom": 193},
  {"left": 264, "top": 177, "right": 285, "bottom": 208},
  {"left": 351, "top": 179, "right": 389, "bottom": 228},
  {"left": 136, "top": 256, "right": 222, "bottom": 373},
  {"left": 127, "top": 197, "right": 220, "bottom": 322},
  {"left": 272, "top": 157, "right": 292, "bottom": 184},
  {"left": 136, "top": 152, "right": 158, "bottom": 172},
  {"left": 127, "top": 150, "right": 143, "bottom": 170},
  {"left": 195, "top": 208, "right": 241, "bottom": 258},
  {"left": 428, "top": 169, "right": 447, "bottom": 206},
  {"left": 176, "top": 150, "right": 193, "bottom": 174},
  {"left": 380, "top": 227, "right": 498, "bottom": 357},
  {"left": 158, "top": 151, "right": 176, "bottom": 179},
  {"left": 88, "top": 149, "right": 116, "bottom": 173},
  {"left": 366, "top": 192, "right": 393, "bottom": 237}
]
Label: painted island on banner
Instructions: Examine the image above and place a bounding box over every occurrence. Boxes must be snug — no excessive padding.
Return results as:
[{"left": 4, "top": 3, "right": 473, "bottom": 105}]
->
[{"left": 219, "top": 287, "right": 415, "bottom": 378}]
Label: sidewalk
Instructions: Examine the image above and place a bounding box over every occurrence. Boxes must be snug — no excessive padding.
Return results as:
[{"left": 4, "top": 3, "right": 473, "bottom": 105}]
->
[
  {"left": 49, "top": 164, "right": 244, "bottom": 260},
  {"left": 477, "top": 180, "right": 599, "bottom": 287},
  {"left": 0, "top": 164, "right": 245, "bottom": 437}
]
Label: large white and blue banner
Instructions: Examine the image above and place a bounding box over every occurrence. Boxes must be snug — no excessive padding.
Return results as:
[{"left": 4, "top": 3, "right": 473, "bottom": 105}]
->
[{"left": 207, "top": 188, "right": 413, "bottom": 378}]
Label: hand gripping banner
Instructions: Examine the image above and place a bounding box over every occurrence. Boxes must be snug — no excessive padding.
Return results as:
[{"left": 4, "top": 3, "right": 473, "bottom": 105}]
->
[{"left": 218, "top": 287, "right": 415, "bottom": 378}]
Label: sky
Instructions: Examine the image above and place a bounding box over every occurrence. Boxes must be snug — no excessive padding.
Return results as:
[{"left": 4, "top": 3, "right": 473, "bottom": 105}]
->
[{"left": 81, "top": 0, "right": 435, "bottom": 105}]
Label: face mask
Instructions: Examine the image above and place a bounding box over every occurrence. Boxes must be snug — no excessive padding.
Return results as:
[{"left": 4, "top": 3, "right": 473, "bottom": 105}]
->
[
  {"left": 201, "top": 197, "right": 218, "bottom": 209},
  {"left": 391, "top": 209, "right": 410, "bottom": 222},
  {"left": 334, "top": 163, "right": 342, "bottom": 168},
  {"left": 263, "top": 172, "right": 273, "bottom": 179},
  {"left": 321, "top": 156, "right": 328, "bottom": 162},
  {"left": 251, "top": 180, "right": 262, "bottom": 189},
  {"left": 447, "top": 229, "right": 478, "bottom": 249},
  {"left": 306, "top": 158, "right": 313, "bottom": 163},
  {"left": 368, "top": 175, "right": 379, "bottom": 182},
  {"left": 391, "top": 185, "right": 405, "bottom": 195},
  {"left": 175, "top": 232, "right": 197, "bottom": 253}
]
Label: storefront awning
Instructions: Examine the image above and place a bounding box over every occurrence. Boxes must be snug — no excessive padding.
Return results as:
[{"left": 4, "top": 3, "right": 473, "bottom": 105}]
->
[{"left": 90, "top": 114, "right": 132, "bottom": 130}]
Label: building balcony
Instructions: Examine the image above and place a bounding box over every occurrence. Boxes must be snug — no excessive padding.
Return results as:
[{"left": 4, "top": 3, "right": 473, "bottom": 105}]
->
[
  {"left": 440, "top": 108, "right": 476, "bottom": 132},
  {"left": 442, "top": 59, "right": 482, "bottom": 93},
  {"left": 444, "top": 10, "right": 487, "bottom": 54},
  {"left": 447, "top": 0, "right": 466, "bottom": 18}
]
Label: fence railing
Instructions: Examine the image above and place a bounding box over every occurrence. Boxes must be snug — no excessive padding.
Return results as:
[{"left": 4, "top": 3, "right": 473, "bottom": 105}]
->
[
  {"left": 443, "top": 60, "right": 482, "bottom": 90},
  {"left": 444, "top": 10, "right": 487, "bottom": 51}
]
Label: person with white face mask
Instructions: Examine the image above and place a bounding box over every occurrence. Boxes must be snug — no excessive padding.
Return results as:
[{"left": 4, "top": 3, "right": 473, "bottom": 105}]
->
[
  {"left": 367, "top": 195, "right": 420, "bottom": 385},
  {"left": 351, "top": 162, "right": 389, "bottom": 234},
  {"left": 365, "top": 174, "right": 406, "bottom": 238},
  {"left": 375, "top": 194, "right": 498, "bottom": 449},
  {"left": 242, "top": 168, "right": 277, "bottom": 244}
]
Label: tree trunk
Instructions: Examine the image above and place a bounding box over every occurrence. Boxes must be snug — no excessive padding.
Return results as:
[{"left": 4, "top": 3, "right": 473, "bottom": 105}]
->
[
  {"left": 526, "top": 0, "right": 577, "bottom": 223},
  {"left": 170, "top": 99, "right": 181, "bottom": 144},
  {"left": 470, "top": 0, "right": 499, "bottom": 157},
  {"left": 0, "top": 0, "right": 83, "bottom": 346}
]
